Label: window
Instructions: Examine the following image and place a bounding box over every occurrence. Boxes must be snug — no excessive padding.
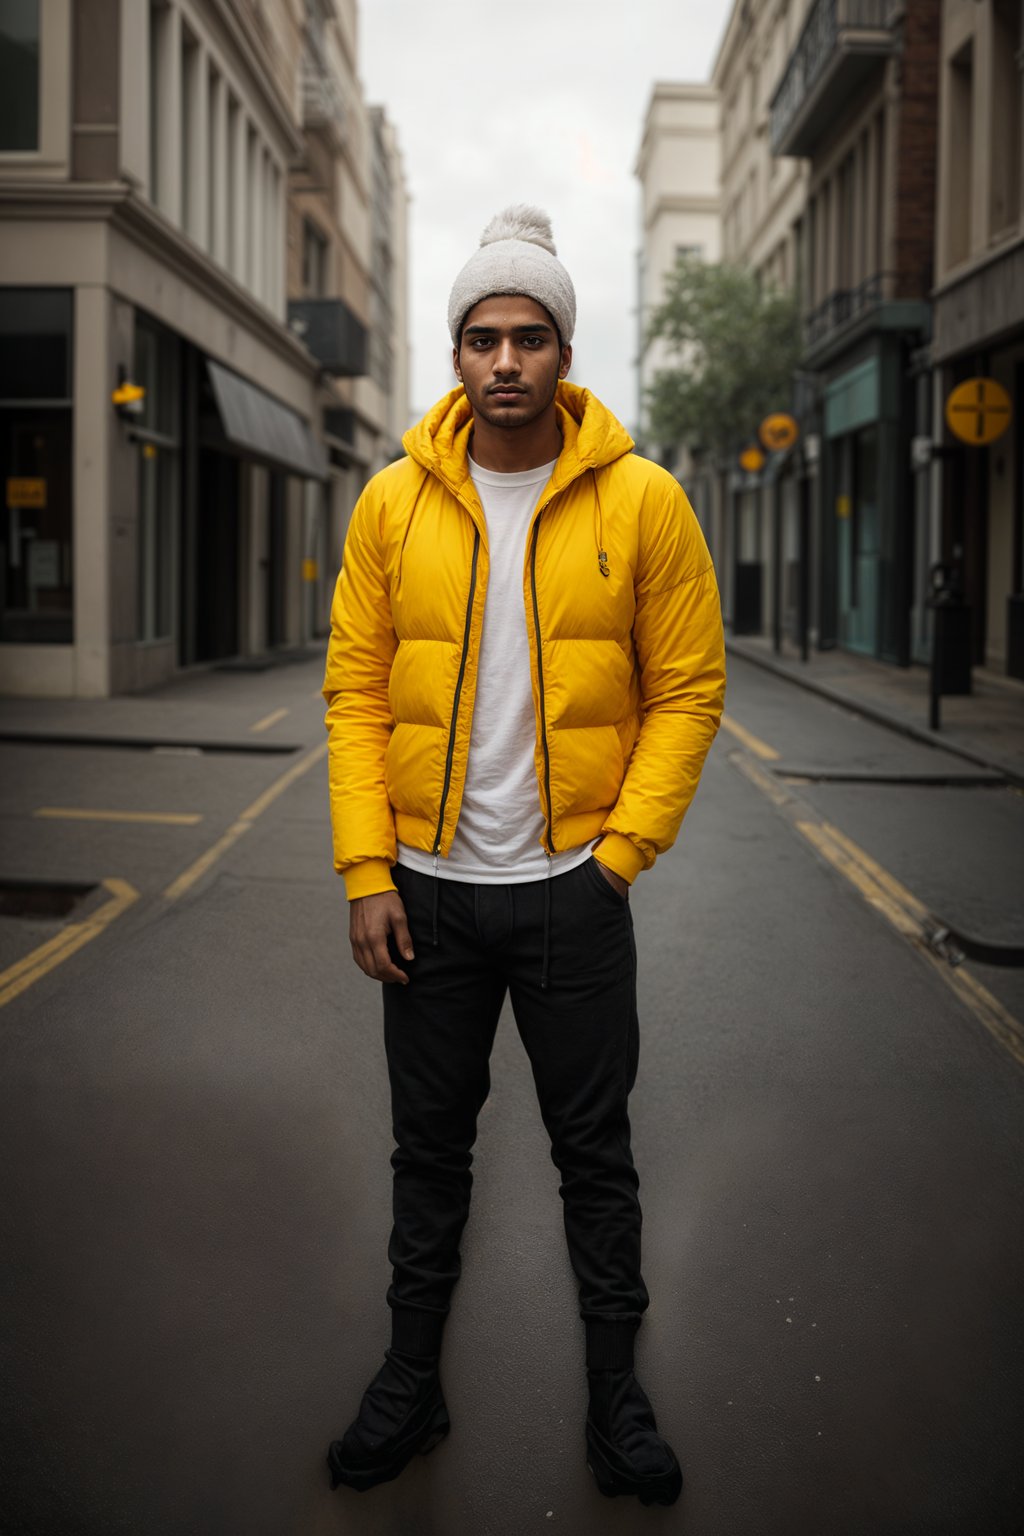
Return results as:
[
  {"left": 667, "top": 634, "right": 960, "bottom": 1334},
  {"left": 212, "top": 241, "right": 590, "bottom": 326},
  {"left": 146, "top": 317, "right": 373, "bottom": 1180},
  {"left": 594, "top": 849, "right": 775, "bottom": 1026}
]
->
[
  {"left": 0, "top": 288, "right": 73, "bottom": 644},
  {"left": 133, "top": 315, "right": 180, "bottom": 642},
  {"left": 302, "top": 219, "right": 329, "bottom": 297},
  {"left": 990, "top": 0, "right": 1022, "bottom": 238},
  {"left": 181, "top": 21, "right": 201, "bottom": 242},
  {"left": 0, "top": 0, "right": 39, "bottom": 151},
  {"left": 947, "top": 43, "right": 972, "bottom": 267}
]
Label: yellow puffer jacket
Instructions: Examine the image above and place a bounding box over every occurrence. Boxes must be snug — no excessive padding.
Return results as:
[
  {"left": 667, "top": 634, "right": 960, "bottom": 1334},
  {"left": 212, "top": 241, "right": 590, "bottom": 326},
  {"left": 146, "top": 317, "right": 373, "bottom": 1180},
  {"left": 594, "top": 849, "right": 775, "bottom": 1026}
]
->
[{"left": 323, "top": 381, "right": 725, "bottom": 900}]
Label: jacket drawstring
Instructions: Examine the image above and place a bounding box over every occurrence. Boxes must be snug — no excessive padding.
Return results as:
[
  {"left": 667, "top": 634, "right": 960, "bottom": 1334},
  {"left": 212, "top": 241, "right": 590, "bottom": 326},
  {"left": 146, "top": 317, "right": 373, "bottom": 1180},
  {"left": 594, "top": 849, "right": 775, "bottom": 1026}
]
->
[
  {"left": 431, "top": 853, "right": 440, "bottom": 947},
  {"left": 541, "top": 854, "right": 552, "bottom": 990},
  {"left": 594, "top": 470, "right": 609, "bottom": 579}
]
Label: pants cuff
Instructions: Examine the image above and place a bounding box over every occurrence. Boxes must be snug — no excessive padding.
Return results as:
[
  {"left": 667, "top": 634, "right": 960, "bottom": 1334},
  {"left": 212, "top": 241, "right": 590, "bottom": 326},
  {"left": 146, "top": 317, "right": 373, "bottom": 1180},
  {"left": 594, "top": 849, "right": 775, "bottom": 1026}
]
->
[
  {"left": 389, "top": 1305, "right": 446, "bottom": 1359},
  {"left": 585, "top": 1318, "right": 639, "bottom": 1371}
]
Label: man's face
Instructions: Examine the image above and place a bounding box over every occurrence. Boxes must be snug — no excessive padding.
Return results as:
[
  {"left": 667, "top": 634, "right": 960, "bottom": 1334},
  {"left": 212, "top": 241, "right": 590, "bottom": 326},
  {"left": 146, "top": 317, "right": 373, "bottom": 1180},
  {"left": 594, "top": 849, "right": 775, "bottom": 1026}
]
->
[{"left": 453, "top": 295, "right": 572, "bottom": 430}]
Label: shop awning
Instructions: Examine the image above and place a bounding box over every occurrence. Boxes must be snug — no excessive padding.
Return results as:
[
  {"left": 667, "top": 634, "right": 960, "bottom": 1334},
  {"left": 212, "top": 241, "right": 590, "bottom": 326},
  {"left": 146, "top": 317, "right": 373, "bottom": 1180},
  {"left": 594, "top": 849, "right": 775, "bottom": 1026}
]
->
[{"left": 205, "top": 359, "right": 327, "bottom": 481}]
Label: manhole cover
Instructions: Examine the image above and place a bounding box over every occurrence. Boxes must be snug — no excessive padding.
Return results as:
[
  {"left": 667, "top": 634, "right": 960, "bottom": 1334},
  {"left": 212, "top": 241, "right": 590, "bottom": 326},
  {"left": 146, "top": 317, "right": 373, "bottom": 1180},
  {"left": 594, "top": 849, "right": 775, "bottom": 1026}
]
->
[{"left": 0, "top": 880, "right": 99, "bottom": 920}]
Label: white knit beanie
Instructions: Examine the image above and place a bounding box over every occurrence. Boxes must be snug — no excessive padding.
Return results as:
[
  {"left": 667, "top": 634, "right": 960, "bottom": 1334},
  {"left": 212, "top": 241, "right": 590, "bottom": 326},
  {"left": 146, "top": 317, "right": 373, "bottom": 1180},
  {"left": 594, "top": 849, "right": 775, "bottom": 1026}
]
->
[{"left": 448, "top": 204, "right": 576, "bottom": 346}]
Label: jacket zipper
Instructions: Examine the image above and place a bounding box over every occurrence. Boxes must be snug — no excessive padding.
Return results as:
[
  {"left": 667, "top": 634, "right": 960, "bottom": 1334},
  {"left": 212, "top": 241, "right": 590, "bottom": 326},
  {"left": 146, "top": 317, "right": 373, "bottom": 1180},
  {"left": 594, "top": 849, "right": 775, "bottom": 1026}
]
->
[
  {"left": 432, "top": 527, "right": 481, "bottom": 855},
  {"left": 529, "top": 514, "right": 555, "bottom": 855}
]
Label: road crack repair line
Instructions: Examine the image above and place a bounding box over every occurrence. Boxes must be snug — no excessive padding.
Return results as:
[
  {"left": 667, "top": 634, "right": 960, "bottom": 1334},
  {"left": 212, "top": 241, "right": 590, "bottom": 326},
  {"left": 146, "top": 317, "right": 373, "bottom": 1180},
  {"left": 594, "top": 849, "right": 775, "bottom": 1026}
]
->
[
  {"left": 0, "top": 879, "right": 139, "bottom": 1011},
  {"left": 162, "top": 739, "right": 328, "bottom": 902},
  {"left": 729, "top": 750, "right": 1024, "bottom": 1071}
]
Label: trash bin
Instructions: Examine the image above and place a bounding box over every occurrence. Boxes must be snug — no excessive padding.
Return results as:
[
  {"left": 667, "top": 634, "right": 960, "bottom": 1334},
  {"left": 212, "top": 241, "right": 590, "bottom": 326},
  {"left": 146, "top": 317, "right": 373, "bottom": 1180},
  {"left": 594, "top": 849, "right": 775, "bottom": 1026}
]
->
[
  {"left": 928, "top": 563, "right": 971, "bottom": 696},
  {"left": 1007, "top": 593, "right": 1024, "bottom": 682},
  {"left": 733, "top": 562, "right": 763, "bottom": 636}
]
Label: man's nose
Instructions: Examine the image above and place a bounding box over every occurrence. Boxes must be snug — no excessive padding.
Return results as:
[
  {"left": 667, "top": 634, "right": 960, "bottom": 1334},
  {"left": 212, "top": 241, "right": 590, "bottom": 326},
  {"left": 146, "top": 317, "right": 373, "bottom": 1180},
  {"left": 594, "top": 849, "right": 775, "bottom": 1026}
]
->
[{"left": 492, "top": 339, "right": 520, "bottom": 375}]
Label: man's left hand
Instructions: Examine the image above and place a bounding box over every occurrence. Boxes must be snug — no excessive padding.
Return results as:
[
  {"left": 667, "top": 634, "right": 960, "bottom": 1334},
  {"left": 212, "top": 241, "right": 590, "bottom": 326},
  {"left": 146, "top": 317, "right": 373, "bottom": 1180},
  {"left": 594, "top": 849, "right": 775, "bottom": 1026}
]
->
[{"left": 593, "top": 859, "right": 629, "bottom": 899}]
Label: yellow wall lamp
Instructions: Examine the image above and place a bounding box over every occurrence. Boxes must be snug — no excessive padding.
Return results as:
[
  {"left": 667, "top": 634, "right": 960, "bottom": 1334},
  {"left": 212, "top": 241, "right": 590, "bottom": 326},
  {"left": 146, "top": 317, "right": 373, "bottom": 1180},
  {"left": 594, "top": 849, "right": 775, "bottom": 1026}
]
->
[{"left": 112, "top": 366, "right": 146, "bottom": 418}]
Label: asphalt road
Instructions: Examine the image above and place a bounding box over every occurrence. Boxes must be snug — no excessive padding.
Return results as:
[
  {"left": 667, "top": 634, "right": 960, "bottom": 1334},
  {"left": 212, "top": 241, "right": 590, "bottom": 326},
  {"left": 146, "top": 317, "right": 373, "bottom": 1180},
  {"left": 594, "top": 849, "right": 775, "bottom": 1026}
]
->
[{"left": 1, "top": 654, "right": 1022, "bottom": 1536}]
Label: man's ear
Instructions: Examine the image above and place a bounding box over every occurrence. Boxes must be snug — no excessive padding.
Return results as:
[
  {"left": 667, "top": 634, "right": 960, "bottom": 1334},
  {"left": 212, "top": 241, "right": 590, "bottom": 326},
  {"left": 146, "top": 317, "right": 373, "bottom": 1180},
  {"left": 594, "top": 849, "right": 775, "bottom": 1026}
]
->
[
  {"left": 558, "top": 344, "right": 572, "bottom": 380},
  {"left": 452, "top": 345, "right": 463, "bottom": 383}
]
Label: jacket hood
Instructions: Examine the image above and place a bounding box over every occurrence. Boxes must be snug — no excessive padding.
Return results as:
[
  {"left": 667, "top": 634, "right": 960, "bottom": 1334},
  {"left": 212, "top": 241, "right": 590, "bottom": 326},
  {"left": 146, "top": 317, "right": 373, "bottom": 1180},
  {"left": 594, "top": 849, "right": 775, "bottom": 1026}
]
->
[{"left": 402, "top": 381, "right": 634, "bottom": 500}]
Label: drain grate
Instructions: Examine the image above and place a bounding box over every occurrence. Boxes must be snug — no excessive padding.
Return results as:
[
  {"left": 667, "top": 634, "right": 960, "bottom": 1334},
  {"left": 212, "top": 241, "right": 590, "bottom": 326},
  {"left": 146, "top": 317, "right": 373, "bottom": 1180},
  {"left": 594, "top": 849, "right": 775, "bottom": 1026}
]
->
[{"left": 0, "top": 879, "right": 99, "bottom": 920}]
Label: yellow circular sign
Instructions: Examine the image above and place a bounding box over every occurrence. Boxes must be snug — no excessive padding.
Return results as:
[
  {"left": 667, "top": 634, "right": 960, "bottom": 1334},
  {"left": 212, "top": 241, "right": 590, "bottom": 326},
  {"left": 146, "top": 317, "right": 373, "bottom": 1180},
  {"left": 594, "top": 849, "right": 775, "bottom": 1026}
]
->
[
  {"left": 759, "top": 412, "right": 800, "bottom": 452},
  {"left": 740, "top": 446, "right": 765, "bottom": 473},
  {"left": 945, "top": 377, "right": 1012, "bottom": 446}
]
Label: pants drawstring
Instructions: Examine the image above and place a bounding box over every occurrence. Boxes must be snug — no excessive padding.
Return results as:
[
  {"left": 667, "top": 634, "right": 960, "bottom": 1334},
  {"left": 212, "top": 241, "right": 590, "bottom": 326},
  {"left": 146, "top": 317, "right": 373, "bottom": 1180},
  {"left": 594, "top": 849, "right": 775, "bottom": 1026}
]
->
[
  {"left": 541, "top": 853, "right": 552, "bottom": 990},
  {"left": 431, "top": 853, "right": 439, "bottom": 947}
]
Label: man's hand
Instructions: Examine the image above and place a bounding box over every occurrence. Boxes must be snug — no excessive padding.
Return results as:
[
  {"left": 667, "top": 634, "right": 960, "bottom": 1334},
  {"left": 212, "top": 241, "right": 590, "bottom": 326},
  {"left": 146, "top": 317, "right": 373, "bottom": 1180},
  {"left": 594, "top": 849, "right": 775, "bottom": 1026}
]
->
[
  {"left": 593, "top": 859, "right": 629, "bottom": 899},
  {"left": 349, "top": 891, "right": 415, "bottom": 984}
]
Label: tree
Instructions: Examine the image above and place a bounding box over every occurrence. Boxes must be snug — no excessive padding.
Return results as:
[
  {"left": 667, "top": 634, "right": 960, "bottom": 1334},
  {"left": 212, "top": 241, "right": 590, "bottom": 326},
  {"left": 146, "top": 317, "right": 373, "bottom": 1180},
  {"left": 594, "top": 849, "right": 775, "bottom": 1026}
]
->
[{"left": 644, "top": 255, "right": 801, "bottom": 460}]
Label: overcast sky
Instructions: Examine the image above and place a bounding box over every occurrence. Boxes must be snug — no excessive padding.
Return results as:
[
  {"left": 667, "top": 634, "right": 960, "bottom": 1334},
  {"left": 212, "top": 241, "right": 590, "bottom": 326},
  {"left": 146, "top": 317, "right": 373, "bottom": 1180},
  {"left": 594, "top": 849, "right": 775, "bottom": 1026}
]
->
[{"left": 359, "top": 0, "right": 731, "bottom": 432}]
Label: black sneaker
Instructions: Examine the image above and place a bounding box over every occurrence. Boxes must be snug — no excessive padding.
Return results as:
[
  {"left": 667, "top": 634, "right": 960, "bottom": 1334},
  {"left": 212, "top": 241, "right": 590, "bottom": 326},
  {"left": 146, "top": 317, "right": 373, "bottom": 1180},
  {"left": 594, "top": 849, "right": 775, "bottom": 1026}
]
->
[
  {"left": 327, "top": 1349, "right": 450, "bottom": 1493},
  {"left": 585, "top": 1369, "right": 683, "bottom": 1507}
]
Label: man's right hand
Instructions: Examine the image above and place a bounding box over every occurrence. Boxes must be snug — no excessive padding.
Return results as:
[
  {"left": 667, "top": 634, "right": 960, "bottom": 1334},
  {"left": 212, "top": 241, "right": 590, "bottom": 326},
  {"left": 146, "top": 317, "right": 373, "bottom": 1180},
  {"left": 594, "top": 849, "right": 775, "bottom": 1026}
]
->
[{"left": 349, "top": 890, "right": 415, "bottom": 985}]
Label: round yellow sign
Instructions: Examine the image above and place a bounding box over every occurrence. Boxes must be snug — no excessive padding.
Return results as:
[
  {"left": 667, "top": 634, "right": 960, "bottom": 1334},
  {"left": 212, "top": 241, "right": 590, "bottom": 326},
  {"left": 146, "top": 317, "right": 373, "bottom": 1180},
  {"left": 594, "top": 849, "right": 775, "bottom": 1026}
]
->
[
  {"left": 945, "top": 377, "right": 1012, "bottom": 446},
  {"left": 740, "top": 446, "right": 765, "bottom": 473},
  {"left": 759, "top": 412, "right": 800, "bottom": 452}
]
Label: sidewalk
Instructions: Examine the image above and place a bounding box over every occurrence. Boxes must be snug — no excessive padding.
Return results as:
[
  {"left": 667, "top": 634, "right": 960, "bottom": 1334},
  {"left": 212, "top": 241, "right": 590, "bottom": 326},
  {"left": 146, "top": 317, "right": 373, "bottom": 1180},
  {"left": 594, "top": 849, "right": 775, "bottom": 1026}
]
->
[
  {"left": 0, "top": 648, "right": 328, "bottom": 753},
  {"left": 726, "top": 634, "right": 1024, "bottom": 787}
]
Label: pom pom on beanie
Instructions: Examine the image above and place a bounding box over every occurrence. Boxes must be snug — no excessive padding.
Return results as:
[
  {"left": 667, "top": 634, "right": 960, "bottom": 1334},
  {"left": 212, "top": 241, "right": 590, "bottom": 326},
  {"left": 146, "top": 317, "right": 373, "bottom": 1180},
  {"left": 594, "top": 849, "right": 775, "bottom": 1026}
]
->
[{"left": 448, "top": 203, "right": 576, "bottom": 346}]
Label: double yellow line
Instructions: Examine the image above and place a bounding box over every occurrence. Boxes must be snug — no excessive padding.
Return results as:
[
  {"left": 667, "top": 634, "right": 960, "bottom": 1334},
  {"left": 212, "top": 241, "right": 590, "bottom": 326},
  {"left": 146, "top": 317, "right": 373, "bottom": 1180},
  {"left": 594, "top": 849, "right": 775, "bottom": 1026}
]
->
[
  {"left": 0, "top": 878, "right": 138, "bottom": 1011},
  {"left": 0, "top": 740, "right": 329, "bottom": 1010},
  {"left": 731, "top": 750, "right": 1024, "bottom": 1070}
]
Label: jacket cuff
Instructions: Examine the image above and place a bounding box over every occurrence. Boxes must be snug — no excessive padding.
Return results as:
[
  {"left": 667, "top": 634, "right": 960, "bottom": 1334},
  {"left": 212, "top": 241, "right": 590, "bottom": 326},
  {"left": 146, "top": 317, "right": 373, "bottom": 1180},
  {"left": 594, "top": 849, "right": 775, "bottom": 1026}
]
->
[
  {"left": 341, "top": 858, "right": 398, "bottom": 901},
  {"left": 593, "top": 833, "right": 646, "bottom": 885}
]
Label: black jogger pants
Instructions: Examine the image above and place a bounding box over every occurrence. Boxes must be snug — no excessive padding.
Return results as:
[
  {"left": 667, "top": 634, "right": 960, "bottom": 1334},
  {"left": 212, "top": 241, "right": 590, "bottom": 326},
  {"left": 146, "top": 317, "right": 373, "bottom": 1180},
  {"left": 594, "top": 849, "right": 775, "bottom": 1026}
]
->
[{"left": 381, "top": 856, "right": 650, "bottom": 1354}]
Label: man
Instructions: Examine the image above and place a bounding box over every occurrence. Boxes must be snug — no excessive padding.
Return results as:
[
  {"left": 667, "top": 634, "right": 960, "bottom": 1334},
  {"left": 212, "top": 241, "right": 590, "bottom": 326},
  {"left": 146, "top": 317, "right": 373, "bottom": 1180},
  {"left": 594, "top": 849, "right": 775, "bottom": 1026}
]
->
[{"left": 323, "top": 205, "right": 725, "bottom": 1507}]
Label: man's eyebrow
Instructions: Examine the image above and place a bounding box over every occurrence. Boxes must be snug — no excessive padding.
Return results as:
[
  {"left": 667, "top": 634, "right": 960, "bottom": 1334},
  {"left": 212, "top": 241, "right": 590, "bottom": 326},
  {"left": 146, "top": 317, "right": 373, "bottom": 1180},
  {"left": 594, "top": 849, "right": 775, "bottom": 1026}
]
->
[{"left": 463, "top": 322, "right": 554, "bottom": 336}]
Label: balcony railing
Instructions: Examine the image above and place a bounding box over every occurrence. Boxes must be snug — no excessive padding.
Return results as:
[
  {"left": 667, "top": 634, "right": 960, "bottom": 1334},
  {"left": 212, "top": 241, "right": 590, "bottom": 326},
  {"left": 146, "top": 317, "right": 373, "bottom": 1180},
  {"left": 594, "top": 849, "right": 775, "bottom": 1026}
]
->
[
  {"left": 770, "top": 0, "right": 896, "bottom": 158},
  {"left": 803, "top": 271, "right": 895, "bottom": 353},
  {"left": 301, "top": 45, "right": 346, "bottom": 145}
]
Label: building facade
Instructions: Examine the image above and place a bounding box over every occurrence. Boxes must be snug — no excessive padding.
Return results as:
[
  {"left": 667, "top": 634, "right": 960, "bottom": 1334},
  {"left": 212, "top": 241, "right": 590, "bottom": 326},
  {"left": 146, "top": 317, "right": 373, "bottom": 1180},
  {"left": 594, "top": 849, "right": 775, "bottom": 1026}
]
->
[
  {"left": 634, "top": 81, "right": 721, "bottom": 462},
  {"left": 772, "top": 0, "right": 940, "bottom": 668},
  {"left": 0, "top": 0, "right": 408, "bottom": 697},
  {"left": 930, "top": 0, "right": 1024, "bottom": 678},
  {"left": 713, "top": 0, "right": 811, "bottom": 646}
]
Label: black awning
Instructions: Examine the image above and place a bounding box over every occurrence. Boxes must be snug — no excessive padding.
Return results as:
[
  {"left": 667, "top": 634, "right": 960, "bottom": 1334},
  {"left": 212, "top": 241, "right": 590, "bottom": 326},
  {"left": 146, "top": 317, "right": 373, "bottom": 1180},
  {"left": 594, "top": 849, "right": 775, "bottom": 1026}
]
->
[{"left": 205, "top": 358, "right": 327, "bottom": 481}]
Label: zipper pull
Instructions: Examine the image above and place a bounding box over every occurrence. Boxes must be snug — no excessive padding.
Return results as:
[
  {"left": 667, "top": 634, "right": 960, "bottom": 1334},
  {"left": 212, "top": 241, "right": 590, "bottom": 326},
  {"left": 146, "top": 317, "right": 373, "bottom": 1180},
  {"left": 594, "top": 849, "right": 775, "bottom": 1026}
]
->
[{"left": 598, "top": 549, "right": 609, "bottom": 578}]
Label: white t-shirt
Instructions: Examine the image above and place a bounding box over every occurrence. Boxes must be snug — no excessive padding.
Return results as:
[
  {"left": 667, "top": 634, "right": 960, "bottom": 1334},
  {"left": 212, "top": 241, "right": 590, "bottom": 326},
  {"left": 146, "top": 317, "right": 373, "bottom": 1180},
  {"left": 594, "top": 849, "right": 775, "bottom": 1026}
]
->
[{"left": 397, "top": 455, "right": 591, "bottom": 885}]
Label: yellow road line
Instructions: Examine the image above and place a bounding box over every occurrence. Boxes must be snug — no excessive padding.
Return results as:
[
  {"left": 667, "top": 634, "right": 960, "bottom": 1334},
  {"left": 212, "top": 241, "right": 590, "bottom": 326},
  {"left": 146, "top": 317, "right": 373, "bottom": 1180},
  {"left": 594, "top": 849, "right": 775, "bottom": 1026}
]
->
[
  {"left": 0, "top": 878, "right": 138, "bottom": 1011},
  {"left": 795, "top": 819, "right": 1024, "bottom": 1069},
  {"left": 729, "top": 748, "right": 1024, "bottom": 1070},
  {"left": 163, "top": 740, "right": 328, "bottom": 902},
  {"left": 250, "top": 707, "right": 289, "bottom": 733},
  {"left": 35, "top": 808, "right": 203, "bottom": 826},
  {"left": 730, "top": 751, "right": 792, "bottom": 807},
  {"left": 720, "top": 713, "right": 780, "bottom": 761}
]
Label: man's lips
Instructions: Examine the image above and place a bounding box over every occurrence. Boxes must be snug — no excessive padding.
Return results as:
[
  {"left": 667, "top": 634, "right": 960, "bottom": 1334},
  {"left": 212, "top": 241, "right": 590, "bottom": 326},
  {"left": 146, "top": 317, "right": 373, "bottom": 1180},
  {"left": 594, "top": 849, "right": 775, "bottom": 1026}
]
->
[{"left": 488, "top": 386, "right": 525, "bottom": 398}]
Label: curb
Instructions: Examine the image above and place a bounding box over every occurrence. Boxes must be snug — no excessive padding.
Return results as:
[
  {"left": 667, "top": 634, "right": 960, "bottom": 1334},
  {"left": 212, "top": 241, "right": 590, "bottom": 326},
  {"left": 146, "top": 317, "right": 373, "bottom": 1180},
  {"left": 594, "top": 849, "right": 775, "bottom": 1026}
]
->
[{"left": 725, "top": 639, "right": 1024, "bottom": 790}]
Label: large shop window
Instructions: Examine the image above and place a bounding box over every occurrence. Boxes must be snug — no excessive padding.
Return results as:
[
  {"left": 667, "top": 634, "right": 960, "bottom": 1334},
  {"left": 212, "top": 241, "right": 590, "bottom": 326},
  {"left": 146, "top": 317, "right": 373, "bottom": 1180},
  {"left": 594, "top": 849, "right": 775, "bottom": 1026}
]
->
[
  {"left": 0, "top": 0, "right": 39, "bottom": 152},
  {"left": 0, "top": 288, "right": 73, "bottom": 644},
  {"left": 133, "top": 315, "right": 180, "bottom": 642}
]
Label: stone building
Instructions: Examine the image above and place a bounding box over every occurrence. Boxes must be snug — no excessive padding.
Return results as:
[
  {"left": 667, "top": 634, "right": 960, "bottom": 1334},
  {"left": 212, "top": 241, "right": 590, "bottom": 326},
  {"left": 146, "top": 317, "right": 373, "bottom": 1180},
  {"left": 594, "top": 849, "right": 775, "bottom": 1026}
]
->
[
  {"left": 634, "top": 80, "right": 721, "bottom": 477},
  {"left": 0, "top": 0, "right": 408, "bottom": 696},
  {"left": 771, "top": 0, "right": 940, "bottom": 667},
  {"left": 930, "top": 0, "right": 1024, "bottom": 677},
  {"left": 713, "top": 0, "right": 811, "bottom": 646}
]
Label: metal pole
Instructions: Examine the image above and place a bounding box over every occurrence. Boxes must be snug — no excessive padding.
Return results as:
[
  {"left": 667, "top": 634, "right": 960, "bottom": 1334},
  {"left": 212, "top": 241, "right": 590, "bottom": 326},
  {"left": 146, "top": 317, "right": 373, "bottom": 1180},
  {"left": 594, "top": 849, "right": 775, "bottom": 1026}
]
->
[
  {"left": 772, "top": 473, "right": 782, "bottom": 654},
  {"left": 798, "top": 461, "right": 810, "bottom": 663}
]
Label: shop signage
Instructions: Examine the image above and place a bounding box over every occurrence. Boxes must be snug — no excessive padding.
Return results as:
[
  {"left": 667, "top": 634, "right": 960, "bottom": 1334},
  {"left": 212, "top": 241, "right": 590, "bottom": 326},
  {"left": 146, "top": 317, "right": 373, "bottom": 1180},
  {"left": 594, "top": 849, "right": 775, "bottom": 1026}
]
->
[
  {"left": 739, "top": 446, "right": 765, "bottom": 473},
  {"left": 6, "top": 477, "right": 46, "bottom": 509},
  {"left": 945, "top": 377, "right": 1011, "bottom": 446},
  {"left": 758, "top": 413, "right": 800, "bottom": 452}
]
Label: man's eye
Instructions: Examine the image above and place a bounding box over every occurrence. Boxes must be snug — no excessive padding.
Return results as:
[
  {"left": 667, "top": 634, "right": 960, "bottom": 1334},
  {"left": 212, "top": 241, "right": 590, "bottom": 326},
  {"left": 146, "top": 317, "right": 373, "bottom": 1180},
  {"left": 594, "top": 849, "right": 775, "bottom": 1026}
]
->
[{"left": 522, "top": 337, "right": 543, "bottom": 348}]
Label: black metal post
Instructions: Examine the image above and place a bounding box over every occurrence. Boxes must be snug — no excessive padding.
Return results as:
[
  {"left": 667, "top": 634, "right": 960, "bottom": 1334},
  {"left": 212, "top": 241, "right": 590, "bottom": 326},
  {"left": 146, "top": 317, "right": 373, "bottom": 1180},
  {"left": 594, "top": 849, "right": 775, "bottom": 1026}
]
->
[
  {"left": 772, "top": 474, "right": 782, "bottom": 654},
  {"left": 798, "top": 461, "right": 810, "bottom": 663}
]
